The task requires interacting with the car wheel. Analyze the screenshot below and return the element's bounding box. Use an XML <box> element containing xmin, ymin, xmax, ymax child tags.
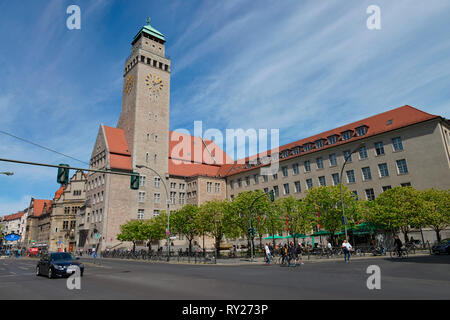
<box><xmin>36</xmin><ymin>266</ymin><xmax>40</xmax><ymax>276</ymax></box>
<box><xmin>48</xmin><ymin>267</ymin><xmax>53</xmax><ymax>279</ymax></box>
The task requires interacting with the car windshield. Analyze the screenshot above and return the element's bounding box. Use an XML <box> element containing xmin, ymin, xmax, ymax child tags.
<box><xmin>50</xmin><ymin>253</ymin><xmax>74</xmax><ymax>261</ymax></box>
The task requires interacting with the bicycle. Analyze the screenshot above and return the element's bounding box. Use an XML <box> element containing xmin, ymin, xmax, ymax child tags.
<box><xmin>390</xmin><ymin>248</ymin><xmax>408</xmax><ymax>259</ymax></box>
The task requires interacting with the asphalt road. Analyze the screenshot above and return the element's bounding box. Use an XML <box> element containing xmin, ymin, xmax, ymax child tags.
<box><xmin>0</xmin><ymin>255</ymin><xmax>449</xmax><ymax>299</ymax></box>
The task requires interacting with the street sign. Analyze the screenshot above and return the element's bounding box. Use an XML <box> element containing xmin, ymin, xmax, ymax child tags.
<box><xmin>94</xmin><ymin>233</ymin><xmax>101</xmax><ymax>240</ymax></box>
<box><xmin>342</xmin><ymin>216</ymin><xmax>347</xmax><ymax>225</ymax></box>
<box><xmin>165</xmin><ymin>229</ymin><xmax>170</xmax><ymax>236</ymax></box>
<box><xmin>4</xmin><ymin>234</ymin><xmax>20</xmax><ymax>241</ymax></box>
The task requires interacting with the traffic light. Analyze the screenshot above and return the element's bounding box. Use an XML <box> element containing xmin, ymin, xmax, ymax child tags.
<box><xmin>57</xmin><ymin>164</ymin><xmax>70</xmax><ymax>185</ymax></box>
<box><xmin>130</xmin><ymin>173</ymin><xmax>140</xmax><ymax>190</ymax></box>
<box><xmin>269</xmin><ymin>190</ymin><xmax>275</xmax><ymax>202</ymax></box>
<box><xmin>248</xmin><ymin>227</ymin><xmax>256</xmax><ymax>237</ymax></box>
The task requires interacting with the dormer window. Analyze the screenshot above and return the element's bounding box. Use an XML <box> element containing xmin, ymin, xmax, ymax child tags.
<box><xmin>328</xmin><ymin>135</ymin><xmax>338</xmax><ymax>145</ymax></box>
<box><xmin>303</xmin><ymin>143</ymin><xmax>312</xmax><ymax>152</ymax></box>
<box><xmin>281</xmin><ymin>149</ymin><xmax>290</xmax><ymax>158</ymax></box>
<box><xmin>356</xmin><ymin>125</ymin><xmax>368</xmax><ymax>137</ymax></box>
<box><xmin>341</xmin><ymin>130</ymin><xmax>353</xmax><ymax>141</ymax></box>
<box><xmin>292</xmin><ymin>147</ymin><xmax>300</xmax><ymax>155</ymax></box>
<box><xmin>315</xmin><ymin>139</ymin><xmax>325</xmax><ymax>149</ymax></box>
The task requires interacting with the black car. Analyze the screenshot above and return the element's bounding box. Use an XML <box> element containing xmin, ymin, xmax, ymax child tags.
<box><xmin>432</xmin><ymin>238</ymin><xmax>450</xmax><ymax>255</ymax></box>
<box><xmin>36</xmin><ymin>252</ymin><xmax>84</xmax><ymax>278</ymax></box>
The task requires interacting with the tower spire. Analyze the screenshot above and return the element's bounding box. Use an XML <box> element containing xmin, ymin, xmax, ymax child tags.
<box><xmin>146</xmin><ymin>17</ymin><xmax>151</xmax><ymax>26</ymax></box>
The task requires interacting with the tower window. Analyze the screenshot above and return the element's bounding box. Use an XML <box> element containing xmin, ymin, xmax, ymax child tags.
<box><xmin>164</xmin><ymin>64</ymin><xmax>168</xmax><ymax>71</ymax></box>
<box><xmin>141</xmin><ymin>56</ymin><xmax>145</xmax><ymax>62</ymax></box>
<box><xmin>159</xmin><ymin>62</ymin><xmax>163</xmax><ymax>69</ymax></box>
<box><xmin>153</xmin><ymin>60</ymin><xmax>157</xmax><ymax>67</ymax></box>
<box><xmin>147</xmin><ymin>58</ymin><xmax>151</xmax><ymax>64</ymax></box>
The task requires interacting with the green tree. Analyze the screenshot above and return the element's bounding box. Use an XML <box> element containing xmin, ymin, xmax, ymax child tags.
<box><xmin>420</xmin><ymin>189</ymin><xmax>450</xmax><ymax>242</ymax></box>
<box><xmin>171</xmin><ymin>204</ymin><xmax>200</xmax><ymax>255</ymax></box>
<box><xmin>231</xmin><ymin>190</ymin><xmax>271</xmax><ymax>251</ymax></box>
<box><xmin>198</xmin><ymin>199</ymin><xmax>237</xmax><ymax>257</ymax></box>
<box><xmin>275</xmin><ymin>196</ymin><xmax>317</xmax><ymax>245</ymax></box>
<box><xmin>372</xmin><ymin>187</ymin><xmax>424</xmax><ymax>242</ymax></box>
<box><xmin>117</xmin><ymin>220</ymin><xmax>148</xmax><ymax>252</ymax></box>
<box><xmin>262</xmin><ymin>201</ymin><xmax>284</xmax><ymax>248</ymax></box>
<box><xmin>141</xmin><ymin>214</ymin><xmax>167</xmax><ymax>251</ymax></box>
<box><xmin>303</xmin><ymin>185</ymin><xmax>358</xmax><ymax>245</ymax></box>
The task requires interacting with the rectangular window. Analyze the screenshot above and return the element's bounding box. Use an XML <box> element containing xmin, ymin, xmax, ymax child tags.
<box><xmin>359</xmin><ymin>146</ymin><xmax>368</xmax><ymax>159</ymax></box>
<box><xmin>365</xmin><ymin>188</ymin><xmax>375</xmax><ymax>201</ymax></box>
<box><xmin>375</xmin><ymin>142</ymin><xmax>385</xmax><ymax>156</ymax></box>
<box><xmin>273</xmin><ymin>185</ymin><xmax>279</xmax><ymax>197</ymax></box>
<box><xmin>138</xmin><ymin>209</ymin><xmax>144</xmax><ymax>220</ymax></box>
<box><xmin>382</xmin><ymin>185</ymin><xmax>392</xmax><ymax>192</ymax></box>
<box><xmin>154</xmin><ymin>193</ymin><xmax>160</xmax><ymax>204</ymax></box>
<box><xmin>179</xmin><ymin>193</ymin><xmax>185</xmax><ymax>204</ymax></box>
<box><xmin>329</xmin><ymin>153</ymin><xmax>337</xmax><ymax>166</ymax></box>
<box><xmin>245</xmin><ymin>176</ymin><xmax>250</xmax><ymax>186</ymax></box>
<box><xmin>263</xmin><ymin>187</ymin><xmax>269</xmax><ymax>194</ymax></box>
<box><xmin>153</xmin><ymin>210</ymin><xmax>160</xmax><ymax>217</ymax></box>
<box><xmin>263</xmin><ymin>175</ymin><xmax>268</xmax><ymax>182</ymax></box>
<box><xmin>304</xmin><ymin>160</ymin><xmax>311</xmax><ymax>172</ymax></box>
<box><xmin>138</xmin><ymin>191</ymin><xmax>146</xmax><ymax>202</ymax></box>
<box><xmin>378</xmin><ymin>163</ymin><xmax>389</xmax><ymax>177</ymax></box>
<box><xmin>237</xmin><ymin>179</ymin><xmax>242</xmax><ymax>187</ymax></box>
<box><xmin>396</xmin><ymin>159</ymin><xmax>408</xmax><ymax>174</ymax></box>
<box><xmin>273</xmin><ymin>173</ymin><xmax>278</xmax><ymax>180</ymax></box>
<box><xmin>362</xmin><ymin>167</ymin><xmax>372</xmax><ymax>181</ymax></box>
<box><xmin>282</xmin><ymin>166</ymin><xmax>288</xmax><ymax>177</ymax></box>
<box><xmin>207</xmin><ymin>182</ymin><xmax>212</xmax><ymax>192</ymax></box>
<box><xmin>63</xmin><ymin>221</ymin><xmax>69</xmax><ymax>230</ymax></box>
<box><xmin>315</xmin><ymin>140</ymin><xmax>323</xmax><ymax>148</ymax></box>
<box><xmin>154</xmin><ymin>177</ymin><xmax>161</xmax><ymax>188</ymax></box>
<box><xmin>179</xmin><ymin>183</ymin><xmax>185</xmax><ymax>190</ymax></box>
<box><xmin>401</xmin><ymin>182</ymin><xmax>411</xmax><ymax>187</ymax></box>
<box><xmin>230</xmin><ymin>181</ymin><xmax>234</xmax><ymax>189</ymax></box>
<box><xmin>140</xmin><ymin>176</ymin><xmax>146</xmax><ymax>187</ymax></box>
<box><xmin>306</xmin><ymin>179</ymin><xmax>313</xmax><ymax>189</ymax></box>
<box><xmin>283</xmin><ymin>183</ymin><xmax>290</xmax><ymax>195</ymax></box>
<box><xmin>292</xmin><ymin>163</ymin><xmax>299</xmax><ymax>175</ymax></box>
<box><xmin>253</xmin><ymin>174</ymin><xmax>259</xmax><ymax>184</ymax></box>
<box><xmin>332</xmin><ymin>173</ymin><xmax>340</xmax><ymax>185</ymax></box>
<box><xmin>343</xmin><ymin>150</ymin><xmax>352</xmax><ymax>163</ymax></box>
<box><xmin>316</xmin><ymin>157</ymin><xmax>324</xmax><ymax>169</ymax></box>
<box><xmin>215</xmin><ymin>183</ymin><xmax>221</xmax><ymax>193</ymax></box>
<box><xmin>318</xmin><ymin>176</ymin><xmax>326</xmax><ymax>186</ymax></box>
<box><xmin>170</xmin><ymin>182</ymin><xmax>176</xmax><ymax>189</ymax></box>
<box><xmin>294</xmin><ymin>181</ymin><xmax>301</xmax><ymax>193</ymax></box>
<box><xmin>170</xmin><ymin>192</ymin><xmax>176</xmax><ymax>204</ymax></box>
<box><xmin>303</xmin><ymin>144</ymin><xmax>311</xmax><ymax>152</ymax></box>
<box><xmin>392</xmin><ymin>137</ymin><xmax>403</xmax><ymax>151</ymax></box>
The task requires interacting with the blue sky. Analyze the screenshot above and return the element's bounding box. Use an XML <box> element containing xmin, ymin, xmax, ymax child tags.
<box><xmin>0</xmin><ymin>0</ymin><xmax>449</xmax><ymax>215</ymax></box>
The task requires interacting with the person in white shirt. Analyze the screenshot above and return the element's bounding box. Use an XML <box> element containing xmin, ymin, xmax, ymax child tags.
<box><xmin>341</xmin><ymin>240</ymin><xmax>352</xmax><ymax>263</ymax></box>
<box><xmin>327</xmin><ymin>241</ymin><xmax>332</xmax><ymax>251</ymax></box>
<box><xmin>264</xmin><ymin>243</ymin><xmax>271</xmax><ymax>265</ymax></box>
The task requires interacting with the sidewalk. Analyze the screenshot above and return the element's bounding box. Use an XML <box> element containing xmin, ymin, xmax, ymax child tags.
<box><xmin>79</xmin><ymin>251</ymin><xmax>432</xmax><ymax>266</ymax></box>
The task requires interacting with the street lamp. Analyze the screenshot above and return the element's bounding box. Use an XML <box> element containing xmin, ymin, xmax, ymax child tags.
<box><xmin>339</xmin><ymin>143</ymin><xmax>364</xmax><ymax>242</ymax></box>
<box><xmin>135</xmin><ymin>164</ymin><xmax>171</xmax><ymax>262</ymax></box>
<box><xmin>248</xmin><ymin>190</ymin><xmax>273</xmax><ymax>262</ymax></box>
<box><xmin>0</xmin><ymin>172</ymin><xmax>14</xmax><ymax>176</ymax></box>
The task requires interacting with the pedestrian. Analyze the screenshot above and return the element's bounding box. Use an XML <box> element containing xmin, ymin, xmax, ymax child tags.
<box><xmin>296</xmin><ymin>242</ymin><xmax>304</xmax><ymax>266</ymax></box>
<box><xmin>394</xmin><ymin>235</ymin><xmax>403</xmax><ymax>257</ymax></box>
<box><xmin>342</xmin><ymin>240</ymin><xmax>352</xmax><ymax>263</ymax></box>
<box><xmin>264</xmin><ymin>243</ymin><xmax>271</xmax><ymax>265</ymax></box>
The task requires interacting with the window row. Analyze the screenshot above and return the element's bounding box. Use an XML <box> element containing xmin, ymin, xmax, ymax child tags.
<box><xmin>125</xmin><ymin>54</ymin><xmax>169</xmax><ymax>74</ymax></box>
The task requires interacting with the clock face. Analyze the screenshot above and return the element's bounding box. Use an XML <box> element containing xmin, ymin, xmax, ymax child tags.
<box><xmin>145</xmin><ymin>73</ymin><xmax>164</xmax><ymax>100</ymax></box>
<box><xmin>124</xmin><ymin>75</ymin><xmax>134</xmax><ymax>95</ymax></box>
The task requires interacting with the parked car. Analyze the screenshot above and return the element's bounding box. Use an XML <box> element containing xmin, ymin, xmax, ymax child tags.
<box><xmin>36</xmin><ymin>252</ymin><xmax>84</xmax><ymax>278</ymax></box>
<box><xmin>431</xmin><ymin>238</ymin><xmax>450</xmax><ymax>255</ymax></box>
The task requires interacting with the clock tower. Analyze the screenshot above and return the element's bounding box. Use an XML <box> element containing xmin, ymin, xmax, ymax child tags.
<box><xmin>117</xmin><ymin>18</ymin><xmax>171</xmax><ymax>218</ymax></box>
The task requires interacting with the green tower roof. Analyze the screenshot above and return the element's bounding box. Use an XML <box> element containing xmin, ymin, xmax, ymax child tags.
<box><xmin>132</xmin><ymin>18</ymin><xmax>165</xmax><ymax>43</ymax></box>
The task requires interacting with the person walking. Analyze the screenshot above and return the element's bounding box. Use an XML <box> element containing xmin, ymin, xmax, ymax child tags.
<box><xmin>394</xmin><ymin>235</ymin><xmax>403</xmax><ymax>257</ymax></box>
<box><xmin>342</xmin><ymin>240</ymin><xmax>352</xmax><ymax>263</ymax></box>
<box><xmin>296</xmin><ymin>242</ymin><xmax>304</xmax><ymax>266</ymax></box>
<box><xmin>264</xmin><ymin>243</ymin><xmax>271</xmax><ymax>265</ymax></box>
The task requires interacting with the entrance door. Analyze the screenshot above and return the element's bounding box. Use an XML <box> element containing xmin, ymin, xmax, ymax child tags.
<box><xmin>69</xmin><ymin>243</ymin><xmax>74</xmax><ymax>252</ymax></box>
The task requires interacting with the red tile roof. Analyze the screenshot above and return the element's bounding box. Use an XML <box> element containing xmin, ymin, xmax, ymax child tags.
<box><xmin>222</xmin><ymin>105</ymin><xmax>440</xmax><ymax>176</ymax></box>
<box><xmin>32</xmin><ymin>199</ymin><xmax>52</xmax><ymax>217</ymax></box>
<box><xmin>169</xmin><ymin>160</ymin><xmax>221</xmax><ymax>177</ymax></box>
<box><xmin>54</xmin><ymin>186</ymin><xmax>65</xmax><ymax>200</ymax></box>
<box><xmin>103</xmin><ymin>125</ymin><xmax>132</xmax><ymax>170</ymax></box>
<box><xmin>2</xmin><ymin>211</ymin><xmax>24</xmax><ymax>221</ymax></box>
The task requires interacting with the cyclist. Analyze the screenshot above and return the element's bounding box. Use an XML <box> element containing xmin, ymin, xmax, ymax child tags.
<box><xmin>394</xmin><ymin>235</ymin><xmax>403</xmax><ymax>257</ymax></box>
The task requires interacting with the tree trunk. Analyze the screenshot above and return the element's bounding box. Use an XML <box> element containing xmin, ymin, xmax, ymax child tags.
<box><xmin>435</xmin><ymin>228</ymin><xmax>441</xmax><ymax>243</ymax></box>
<box><xmin>132</xmin><ymin>241</ymin><xmax>136</xmax><ymax>253</ymax></box>
<box><xmin>188</xmin><ymin>239</ymin><xmax>193</xmax><ymax>256</ymax></box>
<box><xmin>215</xmin><ymin>237</ymin><xmax>221</xmax><ymax>258</ymax></box>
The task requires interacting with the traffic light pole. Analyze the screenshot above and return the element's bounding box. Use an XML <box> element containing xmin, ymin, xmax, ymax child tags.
<box><xmin>0</xmin><ymin>157</ymin><xmax>138</xmax><ymax>177</ymax></box>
